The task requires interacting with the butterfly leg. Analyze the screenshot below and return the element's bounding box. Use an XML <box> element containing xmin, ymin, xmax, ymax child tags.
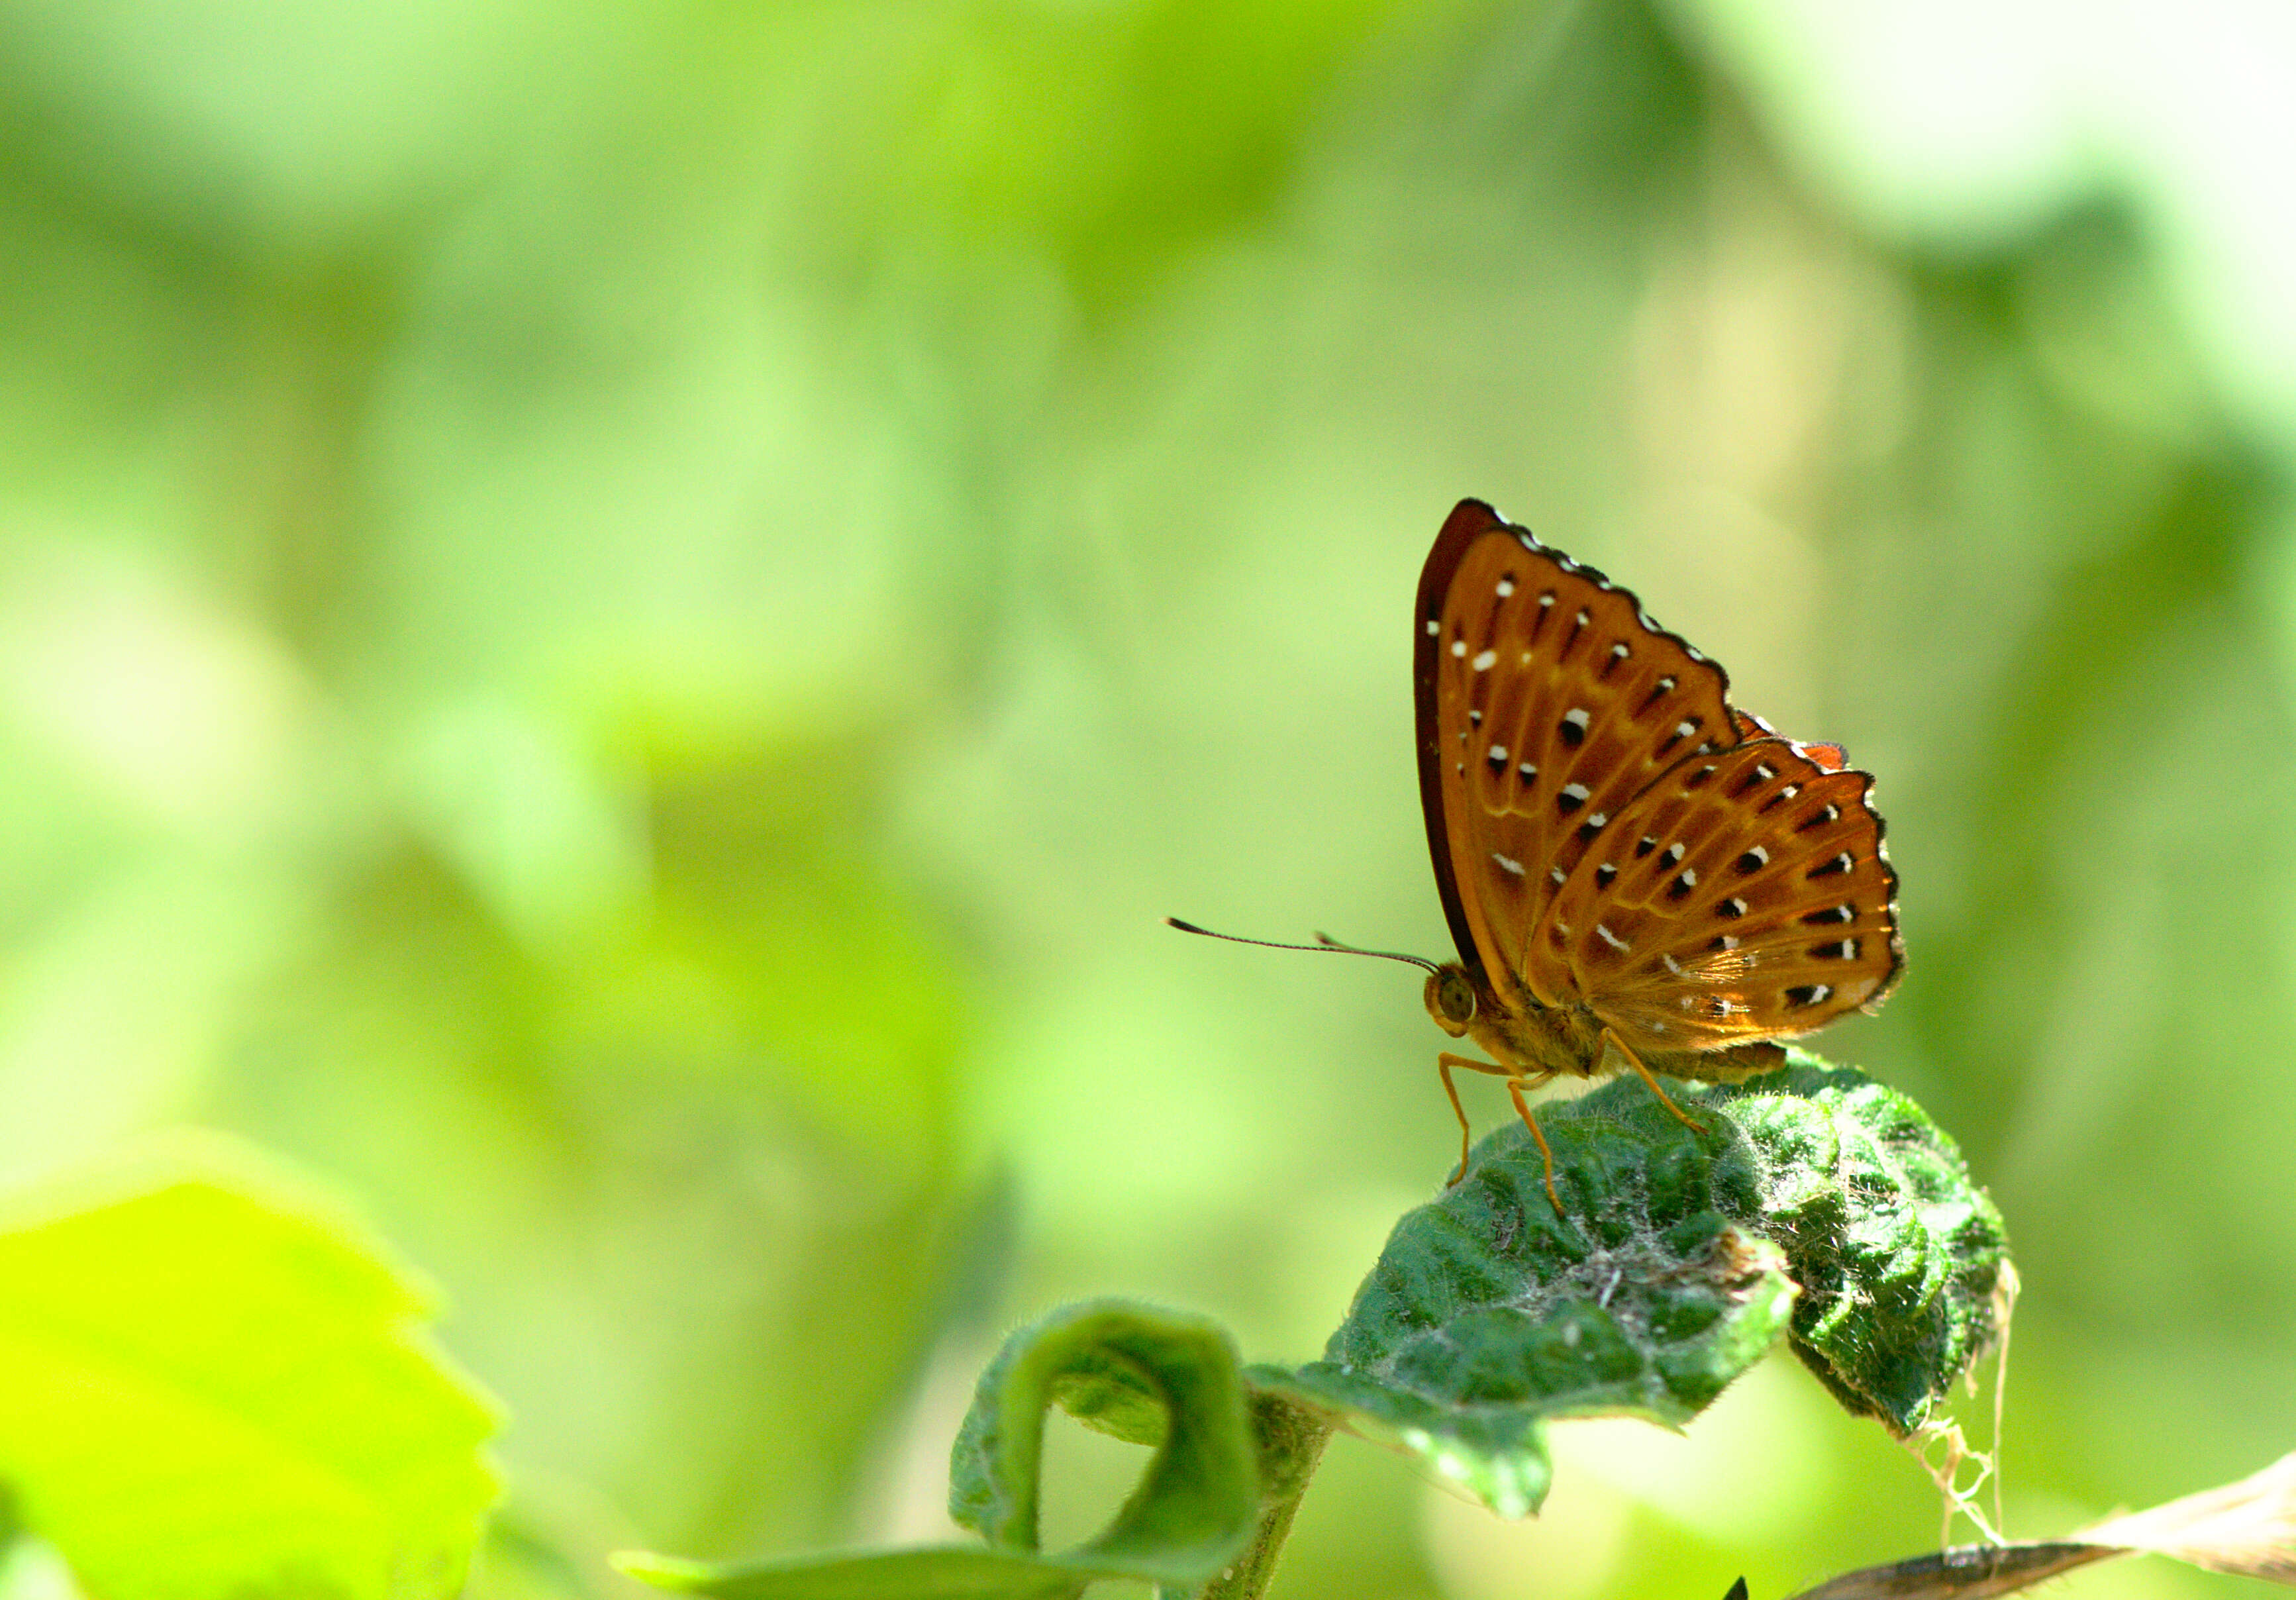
<box><xmin>1501</xmin><ymin>1075</ymin><xmax>1567</xmax><ymax>1215</ymax></box>
<box><xmin>1437</xmin><ymin>1053</ymin><xmax>1525</xmax><ymax>1186</ymax></box>
<box><xmin>1600</xmin><ymin>1027</ymin><xmax>1707</xmax><ymax>1136</ymax></box>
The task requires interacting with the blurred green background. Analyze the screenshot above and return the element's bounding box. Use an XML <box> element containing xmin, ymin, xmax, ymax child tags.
<box><xmin>1</xmin><ymin>0</ymin><xmax>2293</xmax><ymax>1595</ymax></box>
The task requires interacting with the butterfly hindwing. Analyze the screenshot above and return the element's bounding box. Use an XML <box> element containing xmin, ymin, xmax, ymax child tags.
<box><xmin>1416</xmin><ymin>501</ymin><xmax>1738</xmax><ymax>1007</ymax></box>
<box><xmin>1531</xmin><ymin>736</ymin><xmax>1903</xmax><ymax>1052</ymax></box>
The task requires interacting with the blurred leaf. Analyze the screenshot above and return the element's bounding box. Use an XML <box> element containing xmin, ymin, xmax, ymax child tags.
<box><xmin>0</xmin><ymin>1138</ymin><xmax>500</xmax><ymax>1600</ymax></box>
<box><xmin>2077</xmin><ymin>1447</ymin><xmax>2296</xmax><ymax>1583</ymax></box>
<box><xmin>620</xmin><ymin>1301</ymin><xmax>1259</xmax><ymax>1599</ymax></box>
<box><xmin>1254</xmin><ymin>1058</ymin><xmax>2008</xmax><ymax>1517</ymax></box>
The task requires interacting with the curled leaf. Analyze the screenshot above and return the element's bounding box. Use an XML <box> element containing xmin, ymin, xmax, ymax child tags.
<box><xmin>621</xmin><ymin>1300</ymin><xmax>1261</xmax><ymax>1599</ymax></box>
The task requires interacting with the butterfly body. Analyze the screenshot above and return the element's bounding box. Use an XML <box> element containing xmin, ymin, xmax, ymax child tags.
<box><xmin>1414</xmin><ymin>499</ymin><xmax>1902</xmax><ymax>1198</ymax></box>
<box><xmin>1423</xmin><ymin>961</ymin><xmax>1786</xmax><ymax>1085</ymax></box>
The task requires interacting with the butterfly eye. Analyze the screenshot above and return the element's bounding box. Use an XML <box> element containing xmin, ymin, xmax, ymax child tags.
<box><xmin>1424</xmin><ymin>968</ymin><xmax>1476</xmax><ymax>1036</ymax></box>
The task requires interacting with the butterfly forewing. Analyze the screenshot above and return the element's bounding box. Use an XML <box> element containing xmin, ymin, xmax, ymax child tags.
<box><xmin>1532</xmin><ymin>736</ymin><xmax>1903</xmax><ymax>1052</ymax></box>
<box><xmin>1417</xmin><ymin>501</ymin><xmax>1737</xmax><ymax>1006</ymax></box>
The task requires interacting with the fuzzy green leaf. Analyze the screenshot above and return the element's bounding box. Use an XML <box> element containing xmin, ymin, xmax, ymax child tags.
<box><xmin>0</xmin><ymin>1140</ymin><xmax>501</xmax><ymax>1600</ymax></box>
<box><xmin>1726</xmin><ymin>1064</ymin><xmax>2014</xmax><ymax>1432</ymax></box>
<box><xmin>620</xmin><ymin>1301</ymin><xmax>1260</xmax><ymax>1599</ymax></box>
<box><xmin>1257</xmin><ymin>1056</ymin><xmax>2009</xmax><ymax>1517</ymax></box>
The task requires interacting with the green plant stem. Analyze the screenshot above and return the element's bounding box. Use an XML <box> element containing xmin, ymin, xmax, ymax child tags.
<box><xmin>1188</xmin><ymin>1400</ymin><xmax>1333</xmax><ymax>1600</ymax></box>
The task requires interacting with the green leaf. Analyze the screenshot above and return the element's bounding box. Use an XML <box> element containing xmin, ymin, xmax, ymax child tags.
<box><xmin>1256</xmin><ymin>1056</ymin><xmax>2009</xmax><ymax>1517</ymax></box>
<box><xmin>1254</xmin><ymin>1121</ymin><xmax>1795</xmax><ymax>1519</ymax></box>
<box><xmin>619</xmin><ymin>1301</ymin><xmax>1260</xmax><ymax>1599</ymax></box>
<box><xmin>1727</xmin><ymin>1063</ymin><xmax>2014</xmax><ymax>1432</ymax></box>
<box><xmin>950</xmin><ymin>1301</ymin><xmax>1259</xmax><ymax>1577</ymax></box>
<box><xmin>0</xmin><ymin>1137</ymin><xmax>501</xmax><ymax>1600</ymax></box>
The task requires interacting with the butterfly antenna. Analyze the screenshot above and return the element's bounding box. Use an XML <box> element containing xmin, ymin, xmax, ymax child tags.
<box><xmin>1163</xmin><ymin>917</ymin><xmax>1441</xmax><ymax>974</ymax></box>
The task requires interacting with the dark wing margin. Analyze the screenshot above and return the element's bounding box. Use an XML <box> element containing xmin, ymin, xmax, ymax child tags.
<box><xmin>1414</xmin><ymin>500</ymin><xmax>1507</xmax><ymax>981</ymax></box>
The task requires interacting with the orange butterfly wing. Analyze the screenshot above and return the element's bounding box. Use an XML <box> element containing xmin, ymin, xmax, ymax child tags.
<box><xmin>1415</xmin><ymin>501</ymin><xmax>1738</xmax><ymax>1010</ymax></box>
<box><xmin>1532</xmin><ymin>736</ymin><xmax>1904</xmax><ymax>1052</ymax></box>
<box><xmin>1415</xmin><ymin>499</ymin><xmax>1903</xmax><ymax>1060</ymax></box>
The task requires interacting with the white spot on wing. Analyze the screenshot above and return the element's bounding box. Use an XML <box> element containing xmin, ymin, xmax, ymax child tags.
<box><xmin>1493</xmin><ymin>854</ymin><xmax>1524</xmax><ymax>876</ymax></box>
<box><xmin>1562</xmin><ymin>783</ymin><xmax>1590</xmax><ymax>802</ymax></box>
<box><xmin>1472</xmin><ymin>648</ymin><xmax>1498</xmax><ymax>671</ymax></box>
<box><xmin>1450</xmin><ymin>640</ymin><xmax>1467</xmax><ymax>658</ymax></box>
<box><xmin>1661</xmin><ymin>954</ymin><xmax>1683</xmax><ymax>974</ymax></box>
<box><xmin>1496</xmin><ymin>578</ymin><xmax>1515</xmax><ymax>598</ymax></box>
<box><xmin>1564</xmin><ymin>708</ymin><xmax>1591</xmax><ymax>732</ymax></box>
<box><xmin>1595</xmin><ymin>923</ymin><xmax>1628</xmax><ymax>951</ymax></box>
<box><xmin>1426</xmin><ymin>619</ymin><xmax>1440</xmax><ymax>635</ymax></box>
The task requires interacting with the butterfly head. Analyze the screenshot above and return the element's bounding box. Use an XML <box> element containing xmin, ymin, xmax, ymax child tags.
<box><xmin>1424</xmin><ymin>964</ymin><xmax>1477</xmax><ymax>1037</ymax></box>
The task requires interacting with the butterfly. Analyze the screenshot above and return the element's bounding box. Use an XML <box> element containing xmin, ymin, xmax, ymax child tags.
<box><xmin>1409</xmin><ymin>499</ymin><xmax>1903</xmax><ymax>1207</ymax></box>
